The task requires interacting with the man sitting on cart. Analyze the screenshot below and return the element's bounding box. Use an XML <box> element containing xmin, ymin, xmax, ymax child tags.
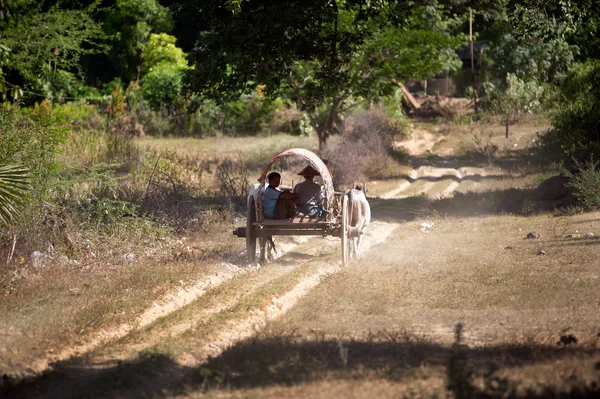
<box><xmin>263</xmin><ymin>172</ymin><xmax>297</xmax><ymax>219</ymax></box>
<box><xmin>293</xmin><ymin>165</ymin><xmax>327</xmax><ymax>218</ymax></box>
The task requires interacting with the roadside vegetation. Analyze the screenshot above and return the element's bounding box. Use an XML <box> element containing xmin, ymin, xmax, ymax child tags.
<box><xmin>1</xmin><ymin>0</ymin><xmax>600</xmax><ymax>397</ymax></box>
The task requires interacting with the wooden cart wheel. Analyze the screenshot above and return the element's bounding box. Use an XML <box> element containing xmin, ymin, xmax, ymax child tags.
<box><xmin>246</xmin><ymin>195</ymin><xmax>257</xmax><ymax>264</ymax></box>
<box><xmin>341</xmin><ymin>191</ymin><xmax>350</xmax><ymax>265</ymax></box>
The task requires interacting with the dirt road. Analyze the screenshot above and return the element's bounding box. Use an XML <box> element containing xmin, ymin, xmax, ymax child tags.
<box><xmin>8</xmin><ymin>122</ymin><xmax>600</xmax><ymax>398</ymax></box>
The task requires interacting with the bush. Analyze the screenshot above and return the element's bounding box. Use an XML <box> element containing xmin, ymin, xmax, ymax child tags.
<box><xmin>563</xmin><ymin>157</ymin><xmax>600</xmax><ymax>209</ymax></box>
<box><xmin>221</xmin><ymin>92</ymin><xmax>277</xmax><ymax>136</ymax></box>
<box><xmin>323</xmin><ymin>108</ymin><xmax>401</xmax><ymax>188</ymax></box>
<box><xmin>24</xmin><ymin>67</ymin><xmax>78</xmax><ymax>103</ymax></box>
<box><xmin>479</xmin><ymin>74</ymin><xmax>549</xmax><ymax>116</ymax></box>
<box><xmin>215</xmin><ymin>157</ymin><xmax>250</xmax><ymax>209</ymax></box>
<box><xmin>188</xmin><ymin>98</ymin><xmax>221</xmax><ymax>137</ymax></box>
<box><xmin>141</xmin><ymin>63</ymin><xmax>183</xmax><ymax>111</ymax></box>
<box><xmin>381</xmin><ymin>87</ymin><xmax>406</xmax><ymax>124</ymax></box>
<box><xmin>0</xmin><ymin>102</ymin><xmax>68</xmax><ymax>198</ymax></box>
<box><xmin>551</xmin><ymin>60</ymin><xmax>600</xmax><ymax>158</ymax></box>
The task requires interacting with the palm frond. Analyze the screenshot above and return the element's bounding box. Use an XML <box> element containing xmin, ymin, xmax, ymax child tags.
<box><xmin>0</xmin><ymin>164</ymin><xmax>32</xmax><ymax>226</ymax></box>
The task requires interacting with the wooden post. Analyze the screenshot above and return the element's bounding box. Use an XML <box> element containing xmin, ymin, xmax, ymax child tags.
<box><xmin>506</xmin><ymin>120</ymin><xmax>509</xmax><ymax>138</ymax></box>
<box><xmin>469</xmin><ymin>9</ymin><xmax>478</xmax><ymax>113</ymax></box>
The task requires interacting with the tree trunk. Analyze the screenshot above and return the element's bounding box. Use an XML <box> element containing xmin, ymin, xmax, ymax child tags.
<box><xmin>309</xmin><ymin>108</ymin><xmax>337</xmax><ymax>152</ymax></box>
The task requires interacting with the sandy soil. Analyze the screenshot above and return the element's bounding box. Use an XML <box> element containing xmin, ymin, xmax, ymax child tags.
<box><xmin>21</xmin><ymin>122</ymin><xmax>537</xmax><ymax>376</ymax></box>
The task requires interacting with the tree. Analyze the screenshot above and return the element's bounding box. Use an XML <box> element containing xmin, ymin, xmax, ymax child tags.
<box><xmin>501</xmin><ymin>0</ymin><xmax>600</xmax><ymax>158</ymax></box>
<box><xmin>100</xmin><ymin>0</ymin><xmax>173</xmax><ymax>83</ymax></box>
<box><xmin>139</xmin><ymin>33</ymin><xmax>188</xmax><ymax>110</ymax></box>
<box><xmin>0</xmin><ymin>1</ymin><xmax>105</xmax><ymax>102</ymax></box>
<box><xmin>484</xmin><ymin>0</ymin><xmax>581</xmax><ymax>85</ymax></box>
<box><xmin>185</xmin><ymin>0</ymin><xmax>465</xmax><ymax>149</ymax></box>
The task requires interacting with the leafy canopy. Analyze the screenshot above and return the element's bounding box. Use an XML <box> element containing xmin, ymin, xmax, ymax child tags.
<box><xmin>186</xmin><ymin>0</ymin><xmax>464</xmax><ymax>100</ymax></box>
<box><xmin>0</xmin><ymin>1</ymin><xmax>105</xmax><ymax>101</ymax></box>
<box><xmin>140</xmin><ymin>33</ymin><xmax>188</xmax><ymax>110</ymax></box>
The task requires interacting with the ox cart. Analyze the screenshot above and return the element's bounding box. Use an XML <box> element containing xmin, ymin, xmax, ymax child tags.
<box><xmin>232</xmin><ymin>148</ymin><xmax>359</xmax><ymax>265</ymax></box>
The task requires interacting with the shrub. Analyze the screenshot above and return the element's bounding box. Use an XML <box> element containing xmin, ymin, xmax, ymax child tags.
<box><xmin>141</xmin><ymin>63</ymin><xmax>183</xmax><ymax>111</ymax></box>
<box><xmin>24</xmin><ymin>67</ymin><xmax>78</xmax><ymax>103</ymax></box>
<box><xmin>188</xmin><ymin>98</ymin><xmax>222</xmax><ymax>137</ymax></box>
<box><xmin>270</xmin><ymin>104</ymin><xmax>311</xmax><ymax>136</ymax></box>
<box><xmin>479</xmin><ymin>74</ymin><xmax>548</xmax><ymax>116</ymax></box>
<box><xmin>381</xmin><ymin>87</ymin><xmax>406</xmax><ymax>124</ymax></box>
<box><xmin>551</xmin><ymin>60</ymin><xmax>600</xmax><ymax>158</ymax></box>
<box><xmin>221</xmin><ymin>92</ymin><xmax>277</xmax><ymax>136</ymax></box>
<box><xmin>215</xmin><ymin>157</ymin><xmax>250</xmax><ymax>209</ymax></box>
<box><xmin>563</xmin><ymin>157</ymin><xmax>600</xmax><ymax>209</ymax></box>
<box><xmin>0</xmin><ymin>102</ymin><xmax>68</xmax><ymax>199</ymax></box>
<box><xmin>323</xmin><ymin>107</ymin><xmax>402</xmax><ymax>188</ymax></box>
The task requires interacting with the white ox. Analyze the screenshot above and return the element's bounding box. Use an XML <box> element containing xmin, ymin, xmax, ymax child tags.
<box><xmin>346</xmin><ymin>188</ymin><xmax>371</xmax><ymax>259</ymax></box>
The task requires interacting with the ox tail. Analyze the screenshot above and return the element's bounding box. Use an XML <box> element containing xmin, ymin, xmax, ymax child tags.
<box><xmin>347</xmin><ymin>189</ymin><xmax>355</xmax><ymax>229</ymax></box>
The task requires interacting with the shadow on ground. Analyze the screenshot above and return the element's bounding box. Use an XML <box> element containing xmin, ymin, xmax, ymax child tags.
<box><xmin>371</xmin><ymin>186</ymin><xmax>538</xmax><ymax>223</ymax></box>
<box><xmin>401</xmin><ymin>145</ymin><xmax>553</xmax><ymax>173</ymax></box>
<box><xmin>6</xmin><ymin>329</ymin><xmax>600</xmax><ymax>399</ymax></box>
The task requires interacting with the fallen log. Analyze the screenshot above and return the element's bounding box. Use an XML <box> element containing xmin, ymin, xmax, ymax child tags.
<box><xmin>392</xmin><ymin>79</ymin><xmax>420</xmax><ymax>110</ymax></box>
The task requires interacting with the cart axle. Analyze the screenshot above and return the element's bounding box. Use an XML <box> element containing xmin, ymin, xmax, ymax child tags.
<box><xmin>232</xmin><ymin>227</ymin><xmax>246</xmax><ymax>237</ymax></box>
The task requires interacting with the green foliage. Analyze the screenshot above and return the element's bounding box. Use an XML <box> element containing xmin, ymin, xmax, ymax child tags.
<box><xmin>53</xmin><ymin>164</ymin><xmax>137</xmax><ymax>230</ymax></box>
<box><xmin>102</xmin><ymin>0</ymin><xmax>173</xmax><ymax>82</ymax></box>
<box><xmin>366</xmin><ymin>26</ymin><xmax>464</xmax><ymax>81</ymax></box>
<box><xmin>190</xmin><ymin>99</ymin><xmax>222</xmax><ymax>136</ymax></box>
<box><xmin>220</xmin><ymin>91</ymin><xmax>279</xmax><ymax>136</ymax></box>
<box><xmin>563</xmin><ymin>158</ymin><xmax>600</xmax><ymax>209</ymax></box>
<box><xmin>452</xmin><ymin>114</ymin><xmax>474</xmax><ymax>125</ymax></box>
<box><xmin>0</xmin><ymin>3</ymin><xmax>105</xmax><ymax>102</ymax></box>
<box><xmin>185</xmin><ymin>0</ymin><xmax>466</xmax><ymax>147</ymax></box>
<box><xmin>29</xmin><ymin>67</ymin><xmax>79</xmax><ymax>103</ymax></box>
<box><xmin>0</xmin><ymin>42</ymin><xmax>12</xmax><ymax>100</ymax></box>
<box><xmin>520</xmin><ymin>196</ymin><xmax>538</xmax><ymax>214</ymax></box>
<box><xmin>0</xmin><ymin>164</ymin><xmax>32</xmax><ymax>226</ymax></box>
<box><xmin>141</xmin><ymin>64</ymin><xmax>183</xmax><ymax>110</ymax></box>
<box><xmin>141</xmin><ymin>33</ymin><xmax>187</xmax><ymax>72</ymax></box>
<box><xmin>487</xmin><ymin>29</ymin><xmax>577</xmax><ymax>85</ymax></box>
<box><xmin>0</xmin><ymin>103</ymin><xmax>68</xmax><ymax>199</ymax></box>
<box><xmin>534</xmin><ymin>171</ymin><xmax>559</xmax><ymax>186</ymax></box>
<box><xmin>140</xmin><ymin>33</ymin><xmax>188</xmax><ymax>111</ymax></box>
<box><xmin>479</xmin><ymin>74</ymin><xmax>548</xmax><ymax>116</ymax></box>
<box><xmin>382</xmin><ymin>87</ymin><xmax>405</xmax><ymax>123</ymax></box>
<box><xmin>551</xmin><ymin>60</ymin><xmax>600</xmax><ymax>157</ymax></box>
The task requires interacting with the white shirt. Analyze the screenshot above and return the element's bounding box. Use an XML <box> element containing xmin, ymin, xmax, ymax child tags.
<box><xmin>293</xmin><ymin>180</ymin><xmax>323</xmax><ymax>214</ymax></box>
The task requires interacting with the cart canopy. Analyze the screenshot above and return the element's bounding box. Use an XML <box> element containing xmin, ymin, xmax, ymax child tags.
<box><xmin>258</xmin><ymin>148</ymin><xmax>335</xmax><ymax>217</ymax></box>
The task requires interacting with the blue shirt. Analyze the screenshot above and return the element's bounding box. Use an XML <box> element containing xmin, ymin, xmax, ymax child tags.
<box><xmin>262</xmin><ymin>186</ymin><xmax>281</xmax><ymax>219</ymax></box>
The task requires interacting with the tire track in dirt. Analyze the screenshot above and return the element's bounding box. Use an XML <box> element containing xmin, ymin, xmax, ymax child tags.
<box><xmin>103</xmin><ymin>162</ymin><xmax>476</xmax><ymax>367</ymax></box>
<box><xmin>381</xmin><ymin>165</ymin><xmax>503</xmax><ymax>200</ymax></box>
<box><xmin>12</xmin><ymin>218</ymin><xmax>401</xmax><ymax>398</ymax></box>
<box><xmin>25</xmin><ymin>168</ymin><xmax>429</xmax><ymax>376</ymax></box>
<box><xmin>178</xmin><ymin>220</ymin><xmax>399</xmax><ymax>367</ymax></box>
<box><xmin>25</xmin><ymin>230</ymin><xmax>375</xmax><ymax>375</ymax></box>
<box><xmin>86</xmin><ymin>220</ymin><xmax>400</xmax><ymax>367</ymax></box>
<box><xmin>27</xmin><ymin>266</ymin><xmax>258</xmax><ymax>375</ymax></box>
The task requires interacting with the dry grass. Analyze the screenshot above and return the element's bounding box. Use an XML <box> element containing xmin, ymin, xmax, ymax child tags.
<box><xmin>0</xmin><ymin>226</ymin><xmax>242</xmax><ymax>375</ymax></box>
<box><xmin>281</xmin><ymin>212</ymin><xmax>600</xmax><ymax>340</ymax></box>
<box><xmin>7</xmin><ymin>203</ymin><xmax>600</xmax><ymax>398</ymax></box>
<box><xmin>138</xmin><ymin>134</ymin><xmax>322</xmax><ymax>169</ymax></box>
<box><xmin>1</xmin><ymin>132</ymin><xmax>324</xmax><ymax>379</ymax></box>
